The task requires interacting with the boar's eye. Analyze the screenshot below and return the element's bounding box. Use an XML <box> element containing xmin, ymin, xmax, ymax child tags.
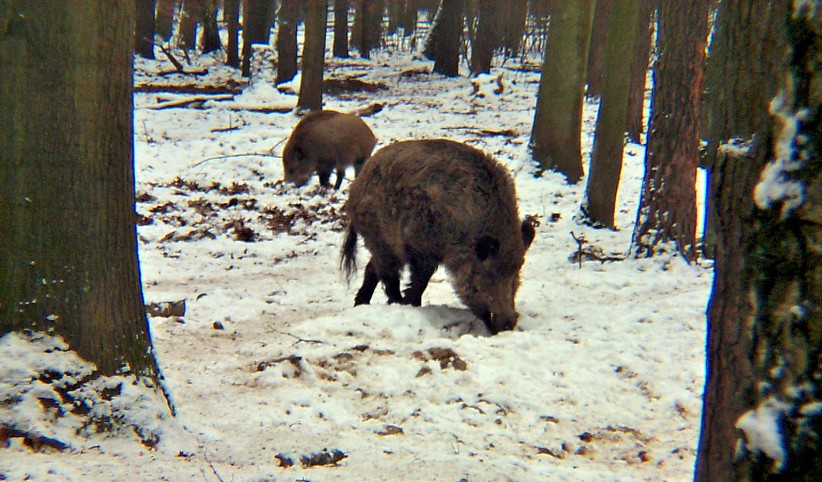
<box><xmin>474</xmin><ymin>235</ymin><xmax>500</xmax><ymax>261</ymax></box>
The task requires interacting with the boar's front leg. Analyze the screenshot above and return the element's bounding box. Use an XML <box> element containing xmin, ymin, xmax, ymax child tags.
<box><xmin>318</xmin><ymin>168</ymin><xmax>332</xmax><ymax>188</ymax></box>
<box><xmin>402</xmin><ymin>250</ymin><xmax>437</xmax><ymax>306</ymax></box>
<box><xmin>333</xmin><ymin>168</ymin><xmax>345</xmax><ymax>190</ymax></box>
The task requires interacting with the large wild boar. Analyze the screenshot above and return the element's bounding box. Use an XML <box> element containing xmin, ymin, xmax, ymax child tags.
<box><xmin>282</xmin><ymin>110</ymin><xmax>377</xmax><ymax>189</ymax></box>
<box><xmin>341</xmin><ymin>139</ymin><xmax>536</xmax><ymax>334</ymax></box>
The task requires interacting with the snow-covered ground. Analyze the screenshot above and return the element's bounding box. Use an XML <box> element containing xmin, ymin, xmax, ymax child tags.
<box><xmin>1</xmin><ymin>45</ymin><xmax>712</xmax><ymax>481</ymax></box>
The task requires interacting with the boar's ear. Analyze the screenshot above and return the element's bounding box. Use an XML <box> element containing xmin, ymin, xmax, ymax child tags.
<box><xmin>475</xmin><ymin>235</ymin><xmax>500</xmax><ymax>261</ymax></box>
<box><xmin>521</xmin><ymin>217</ymin><xmax>537</xmax><ymax>250</ymax></box>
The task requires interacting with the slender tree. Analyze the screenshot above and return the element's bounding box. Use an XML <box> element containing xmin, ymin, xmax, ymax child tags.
<box><xmin>400</xmin><ymin>0</ymin><xmax>418</xmax><ymax>36</ymax></box>
<box><xmin>334</xmin><ymin>0</ymin><xmax>350</xmax><ymax>57</ymax></box>
<box><xmin>625</xmin><ymin>0</ymin><xmax>653</xmax><ymax>144</ymax></box>
<box><xmin>178</xmin><ymin>0</ymin><xmax>199</xmax><ymax>50</ymax></box>
<box><xmin>586</xmin><ymin>0</ymin><xmax>610</xmax><ymax>97</ymax></box>
<box><xmin>200</xmin><ymin>0</ymin><xmax>222</xmax><ymax>54</ymax></box>
<box><xmin>353</xmin><ymin>0</ymin><xmax>384</xmax><ymax>59</ymax></box>
<box><xmin>0</xmin><ymin>1</ymin><xmax>164</xmax><ymax>383</ymax></box>
<box><xmin>470</xmin><ymin>0</ymin><xmax>500</xmax><ymax>76</ymax></box>
<box><xmin>582</xmin><ymin>0</ymin><xmax>640</xmax><ymax>229</ymax></box>
<box><xmin>242</xmin><ymin>0</ymin><xmax>275</xmax><ymax>77</ymax></box>
<box><xmin>136</xmin><ymin>0</ymin><xmax>157</xmax><ymax>58</ymax></box>
<box><xmin>501</xmin><ymin>0</ymin><xmax>528</xmax><ymax>58</ymax></box>
<box><xmin>155</xmin><ymin>0</ymin><xmax>177</xmax><ymax>42</ymax></box>
<box><xmin>298</xmin><ymin>0</ymin><xmax>328</xmax><ymax>111</ymax></box>
<box><xmin>276</xmin><ymin>0</ymin><xmax>300</xmax><ymax>83</ymax></box>
<box><xmin>225</xmin><ymin>0</ymin><xmax>241</xmax><ymax>67</ymax></box>
<box><xmin>631</xmin><ymin>0</ymin><xmax>710</xmax><ymax>262</ymax></box>
<box><xmin>530</xmin><ymin>0</ymin><xmax>595</xmax><ymax>183</ymax></box>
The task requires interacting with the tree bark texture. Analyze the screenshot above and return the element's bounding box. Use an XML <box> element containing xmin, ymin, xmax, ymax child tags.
<box><xmin>225</xmin><ymin>0</ymin><xmax>241</xmax><ymax>67</ymax></box>
<box><xmin>276</xmin><ymin>0</ymin><xmax>300</xmax><ymax>83</ymax></box>
<box><xmin>400</xmin><ymin>0</ymin><xmax>418</xmax><ymax>36</ymax></box>
<box><xmin>333</xmin><ymin>0</ymin><xmax>350</xmax><ymax>57</ymax></box>
<box><xmin>200</xmin><ymin>0</ymin><xmax>222</xmax><ymax>53</ymax></box>
<box><xmin>155</xmin><ymin>0</ymin><xmax>177</xmax><ymax>42</ymax></box>
<box><xmin>501</xmin><ymin>0</ymin><xmax>528</xmax><ymax>58</ymax></box>
<box><xmin>469</xmin><ymin>0</ymin><xmax>500</xmax><ymax>76</ymax></box>
<box><xmin>583</xmin><ymin>0</ymin><xmax>640</xmax><ymax>229</ymax></box>
<box><xmin>530</xmin><ymin>0</ymin><xmax>595</xmax><ymax>184</ymax></box>
<box><xmin>353</xmin><ymin>0</ymin><xmax>384</xmax><ymax>59</ymax></box>
<box><xmin>298</xmin><ymin>0</ymin><xmax>328</xmax><ymax>111</ymax></box>
<box><xmin>697</xmin><ymin>4</ymin><xmax>821</xmax><ymax>480</ymax></box>
<box><xmin>625</xmin><ymin>0</ymin><xmax>653</xmax><ymax>143</ymax></box>
<box><xmin>585</xmin><ymin>0</ymin><xmax>610</xmax><ymax>97</ymax></box>
<box><xmin>178</xmin><ymin>0</ymin><xmax>199</xmax><ymax>50</ymax></box>
<box><xmin>136</xmin><ymin>0</ymin><xmax>157</xmax><ymax>58</ymax></box>
<box><xmin>242</xmin><ymin>0</ymin><xmax>275</xmax><ymax>77</ymax></box>
<box><xmin>426</xmin><ymin>0</ymin><xmax>464</xmax><ymax>76</ymax></box>
<box><xmin>631</xmin><ymin>0</ymin><xmax>710</xmax><ymax>262</ymax></box>
<box><xmin>0</xmin><ymin>1</ymin><xmax>161</xmax><ymax>379</ymax></box>
<box><xmin>700</xmin><ymin>0</ymin><xmax>790</xmax><ymax>259</ymax></box>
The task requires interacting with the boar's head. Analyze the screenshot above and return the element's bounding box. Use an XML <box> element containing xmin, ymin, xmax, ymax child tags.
<box><xmin>455</xmin><ymin>218</ymin><xmax>536</xmax><ymax>335</ymax></box>
<box><xmin>282</xmin><ymin>145</ymin><xmax>313</xmax><ymax>187</ymax></box>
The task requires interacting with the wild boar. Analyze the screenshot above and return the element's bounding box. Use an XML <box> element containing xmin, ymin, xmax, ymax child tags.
<box><xmin>282</xmin><ymin>110</ymin><xmax>377</xmax><ymax>189</ymax></box>
<box><xmin>340</xmin><ymin>139</ymin><xmax>536</xmax><ymax>335</ymax></box>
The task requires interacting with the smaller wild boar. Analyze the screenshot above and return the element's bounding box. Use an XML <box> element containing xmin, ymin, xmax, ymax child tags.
<box><xmin>282</xmin><ymin>110</ymin><xmax>377</xmax><ymax>189</ymax></box>
<box><xmin>341</xmin><ymin>139</ymin><xmax>536</xmax><ymax>335</ymax></box>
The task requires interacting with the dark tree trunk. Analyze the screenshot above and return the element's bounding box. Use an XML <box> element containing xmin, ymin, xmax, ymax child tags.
<box><xmin>136</xmin><ymin>0</ymin><xmax>157</xmax><ymax>58</ymax></box>
<box><xmin>631</xmin><ymin>0</ymin><xmax>710</xmax><ymax>262</ymax></box>
<box><xmin>400</xmin><ymin>0</ymin><xmax>418</xmax><ymax>35</ymax></box>
<box><xmin>387</xmin><ymin>0</ymin><xmax>401</xmax><ymax>34</ymax></box>
<box><xmin>625</xmin><ymin>0</ymin><xmax>653</xmax><ymax>144</ymax></box>
<box><xmin>426</xmin><ymin>0</ymin><xmax>464</xmax><ymax>76</ymax></box>
<box><xmin>696</xmin><ymin>4</ymin><xmax>821</xmax><ymax>481</ymax></box>
<box><xmin>178</xmin><ymin>0</ymin><xmax>200</xmax><ymax>50</ymax></box>
<box><xmin>501</xmin><ymin>0</ymin><xmax>528</xmax><ymax>57</ymax></box>
<box><xmin>470</xmin><ymin>0</ymin><xmax>500</xmax><ymax>76</ymax></box>
<box><xmin>0</xmin><ymin>1</ymin><xmax>163</xmax><ymax>381</ymax></box>
<box><xmin>699</xmin><ymin>0</ymin><xmax>789</xmax><ymax>259</ymax></box>
<box><xmin>354</xmin><ymin>0</ymin><xmax>384</xmax><ymax>59</ymax></box>
<box><xmin>276</xmin><ymin>0</ymin><xmax>300</xmax><ymax>84</ymax></box>
<box><xmin>155</xmin><ymin>0</ymin><xmax>178</xmax><ymax>42</ymax></box>
<box><xmin>298</xmin><ymin>0</ymin><xmax>328</xmax><ymax>111</ymax></box>
<box><xmin>225</xmin><ymin>0</ymin><xmax>241</xmax><ymax>67</ymax></box>
<box><xmin>530</xmin><ymin>0</ymin><xmax>595</xmax><ymax>184</ymax></box>
<box><xmin>333</xmin><ymin>0</ymin><xmax>350</xmax><ymax>57</ymax></box>
<box><xmin>242</xmin><ymin>0</ymin><xmax>275</xmax><ymax>77</ymax></box>
<box><xmin>583</xmin><ymin>0</ymin><xmax>640</xmax><ymax>229</ymax></box>
<box><xmin>201</xmin><ymin>0</ymin><xmax>222</xmax><ymax>53</ymax></box>
<box><xmin>586</xmin><ymin>0</ymin><xmax>610</xmax><ymax>97</ymax></box>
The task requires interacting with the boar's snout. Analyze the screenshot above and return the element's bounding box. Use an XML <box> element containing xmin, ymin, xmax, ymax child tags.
<box><xmin>485</xmin><ymin>310</ymin><xmax>519</xmax><ymax>335</ymax></box>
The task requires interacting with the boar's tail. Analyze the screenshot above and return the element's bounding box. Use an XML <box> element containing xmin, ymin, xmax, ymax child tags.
<box><xmin>340</xmin><ymin>227</ymin><xmax>358</xmax><ymax>283</ymax></box>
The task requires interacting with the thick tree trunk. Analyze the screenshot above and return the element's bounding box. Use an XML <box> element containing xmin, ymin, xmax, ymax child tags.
<box><xmin>583</xmin><ymin>0</ymin><xmax>640</xmax><ymax>229</ymax></box>
<box><xmin>697</xmin><ymin>4</ymin><xmax>821</xmax><ymax>480</ymax></box>
<box><xmin>625</xmin><ymin>0</ymin><xmax>653</xmax><ymax>144</ymax></box>
<box><xmin>529</xmin><ymin>0</ymin><xmax>595</xmax><ymax>184</ymax></box>
<box><xmin>200</xmin><ymin>0</ymin><xmax>222</xmax><ymax>53</ymax></box>
<box><xmin>136</xmin><ymin>0</ymin><xmax>157</xmax><ymax>58</ymax></box>
<box><xmin>469</xmin><ymin>0</ymin><xmax>499</xmax><ymax>76</ymax></box>
<box><xmin>333</xmin><ymin>0</ymin><xmax>350</xmax><ymax>57</ymax></box>
<box><xmin>242</xmin><ymin>0</ymin><xmax>275</xmax><ymax>77</ymax></box>
<box><xmin>400</xmin><ymin>0</ymin><xmax>418</xmax><ymax>36</ymax></box>
<box><xmin>585</xmin><ymin>0</ymin><xmax>609</xmax><ymax>97</ymax></box>
<box><xmin>298</xmin><ymin>0</ymin><xmax>328</xmax><ymax>111</ymax></box>
<box><xmin>425</xmin><ymin>0</ymin><xmax>463</xmax><ymax>76</ymax></box>
<box><xmin>700</xmin><ymin>0</ymin><xmax>789</xmax><ymax>259</ymax></box>
<box><xmin>631</xmin><ymin>0</ymin><xmax>710</xmax><ymax>262</ymax></box>
<box><xmin>155</xmin><ymin>0</ymin><xmax>178</xmax><ymax>43</ymax></box>
<box><xmin>0</xmin><ymin>1</ymin><xmax>161</xmax><ymax>380</ymax></box>
<box><xmin>276</xmin><ymin>0</ymin><xmax>300</xmax><ymax>84</ymax></box>
<box><xmin>501</xmin><ymin>0</ymin><xmax>528</xmax><ymax>58</ymax></box>
<box><xmin>353</xmin><ymin>0</ymin><xmax>384</xmax><ymax>59</ymax></box>
<box><xmin>178</xmin><ymin>0</ymin><xmax>200</xmax><ymax>50</ymax></box>
<box><xmin>225</xmin><ymin>0</ymin><xmax>241</xmax><ymax>67</ymax></box>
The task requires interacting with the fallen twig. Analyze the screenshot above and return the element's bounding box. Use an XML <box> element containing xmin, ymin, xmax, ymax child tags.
<box><xmin>570</xmin><ymin>231</ymin><xmax>586</xmax><ymax>269</ymax></box>
<box><xmin>271</xmin><ymin>328</ymin><xmax>328</xmax><ymax>346</ymax></box>
<box><xmin>144</xmin><ymin>94</ymin><xmax>234</xmax><ymax>110</ymax></box>
<box><xmin>202</xmin><ymin>451</ymin><xmax>226</xmax><ymax>482</ymax></box>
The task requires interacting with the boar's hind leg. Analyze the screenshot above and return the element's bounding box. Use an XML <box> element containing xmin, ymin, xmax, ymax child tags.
<box><xmin>333</xmin><ymin>168</ymin><xmax>345</xmax><ymax>190</ymax></box>
<box><xmin>403</xmin><ymin>250</ymin><xmax>437</xmax><ymax>306</ymax></box>
<box><xmin>355</xmin><ymin>258</ymin><xmax>402</xmax><ymax>306</ymax></box>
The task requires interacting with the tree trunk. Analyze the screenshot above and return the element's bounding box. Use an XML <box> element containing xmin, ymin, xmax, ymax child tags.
<box><xmin>501</xmin><ymin>0</ymin><xmax>528</xmax><ymax>58</ymax></box>
<box><xmin>582</xmin><ymin>0</ymin><xmax>640</xmax><ymax>229</ymax></box>
<box><xmin>353</xmin><ymin>0</ymin><xmax>384</xmax><ymax>59</ymax></box>
<box><xmin>400</xmin><ymin>0</ymin><xmax>418</xmax><ymax>36</ymax></box>
<box><xmin>585</xmin><ymin>0</ymin><xmax>610</xmax><ymax>97</ymax></box>
<box><xmin>0</xmin><ymin>1</ymin><xmax>162</xmax><ymax>380</ymax></box>
<box><xmin>136</xmin><ymin>0</ymin><xmax>157</xmax><ymax>58</ymax></box>
<box><xmin>529</xmin><ymin>0</ymin><xmax>595</xmax><ymax>184</ymax></box>
<box><xmin>470</xmin><ymin>0</ymin><xmax>499</xmax><ymax>76</ymax></box>
<box><xmin>298</xmin><ymin>0</ymin><xmax>328</xmax><ymax>111</ymax></box>
<box><xmin>276</xmin><ymin>0</ymin><xmax>300</xmax><ymax>84</ymax></box>
<box><xmin>225</xmin><ymin>0</ymin><xmax>241</xmax><ymax>67</ymax></box>
<box><xmin>427</xmin><ymin>0</ymin><xmax>464</xmax><ymax>76</ymax></box>
<box><xmin>333</xmin><ymin>0</ymin><xmax>350</xmax><ymax>57</ymax></box>
<box><xmin>631</xmin><ymin>0</ymin><xmax>710</xmax><ymax>262</ymax></box>
<box><xmin>625</xmin><ymin>0</ymin><xmax>653</xmax><ymax>144</ymax></box>
<box><xmin>200</xmin><ymin>0</ymin><xmax>222</xmax><ymax>53</ymax></box>
<box><xmin>700</xmin><ymin>0</ymin><xmax>789</xmax><ymax>259</ymax></box>
<box><xmin>242</xmin><ymin>0</ymin><xmax>275</xmax><ymax>77</ymax></box>
<box><xmin>696</xmin><ymin>4</ymin><xmax>821</xmax><ymax>480</ymax></box>
<box><xmin>155</xmin><ymin>0</ymin><xmax>178</xmax><ymax>43</ymax></box>
<box><xmin>178</xmin><ymin>0</ymin><xmax>200</xmax><ymax>50</ymax></box>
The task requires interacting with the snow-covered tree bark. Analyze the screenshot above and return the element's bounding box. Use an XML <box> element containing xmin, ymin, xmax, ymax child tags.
<box><xmin>696</xmin><ymin>2</ymin><xmax>821</xmax><ymax>480</ymax></box>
